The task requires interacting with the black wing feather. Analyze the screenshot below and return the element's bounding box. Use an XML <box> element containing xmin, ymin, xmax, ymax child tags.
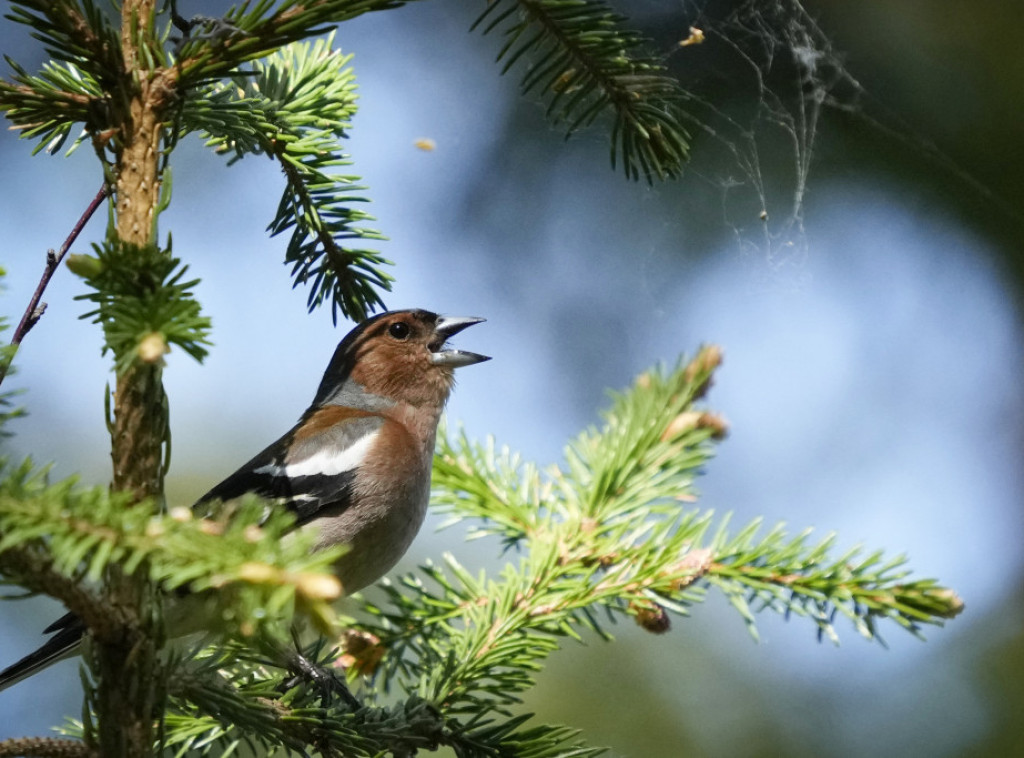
<box><xmin>195</xmin><ymin>413</ymin><xmax>381</xmax><ymax>523</ymax></box>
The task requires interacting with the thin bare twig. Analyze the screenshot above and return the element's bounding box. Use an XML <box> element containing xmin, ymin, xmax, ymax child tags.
<box><xmin>0</xmin><ymin>183</ymin><xmax>109</xmax><ymax>386</ymax></box>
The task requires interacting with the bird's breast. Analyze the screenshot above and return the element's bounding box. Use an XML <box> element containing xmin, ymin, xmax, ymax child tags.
<box><xmin>316</xmin><ymin>470</ymin><xmax>431</xmax><ymax>594</ymax></box>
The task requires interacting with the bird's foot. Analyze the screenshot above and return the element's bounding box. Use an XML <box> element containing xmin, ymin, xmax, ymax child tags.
<box><xmin>285</xmin><ymin>651</ymin><xmax>361</xmax><ymax>710</ymax></box>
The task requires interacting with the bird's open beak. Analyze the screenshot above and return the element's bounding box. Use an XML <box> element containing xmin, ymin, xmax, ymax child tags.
<box><xmin>430</xmin><ymin>315</ymin><xmax>490</xmax><ymax>367</ymax></box>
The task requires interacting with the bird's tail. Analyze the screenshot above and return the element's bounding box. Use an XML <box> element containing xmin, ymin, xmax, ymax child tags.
<box><xmin>0</xmin><ymin>614</ymin><xmax>83</xmax><ymax>692</ymax></box>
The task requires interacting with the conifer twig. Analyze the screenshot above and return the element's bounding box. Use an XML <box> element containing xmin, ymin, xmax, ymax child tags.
<box><xmin>0</xmin><ymin>183</ymin><xmax>108</xmax><ymax>386</ymax></box>
<box><xmin>0</xmin><ymin>737</ymin><xmax>95</xmax><ymax>758</ymax></box>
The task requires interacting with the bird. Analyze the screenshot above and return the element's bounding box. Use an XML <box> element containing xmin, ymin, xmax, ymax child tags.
<box><xmin>0</xmin><ymin>308</ymin><xmax>489</xmax><ymax>692</ymax></box>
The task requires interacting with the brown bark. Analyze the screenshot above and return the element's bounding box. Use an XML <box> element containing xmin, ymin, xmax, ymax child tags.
<box><xmin>111</xmin><ymin>0</ymin><xmax>167</xmax><ymax>503</ymax></box>
<box><xmin>110</xmin><ymin>361</ymin><xmax>167</xmax><ymax>504</ymax></box>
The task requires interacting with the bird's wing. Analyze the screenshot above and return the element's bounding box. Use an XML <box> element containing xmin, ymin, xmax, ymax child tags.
<box><xmin>194</xmin><ymin>407</ymin><xmax>385</xmax><ymax>525</ymax></box>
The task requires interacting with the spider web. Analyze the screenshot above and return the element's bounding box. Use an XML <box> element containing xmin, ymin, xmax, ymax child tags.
<box><xmin>660</xmin><ymin>0</ymin><xmax>895</xmax><ymax>278</ymax></box>
<box><xmin>662</xmin><ymin>0</ymin><xmax>1013</xmax><ymax>279</ymax></box>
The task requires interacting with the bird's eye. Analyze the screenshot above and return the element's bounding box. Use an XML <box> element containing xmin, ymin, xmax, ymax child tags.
<box><xmin>388</xmin><ymin>321</ymin><xmax>411</xmax><ymax>340</ymax></box>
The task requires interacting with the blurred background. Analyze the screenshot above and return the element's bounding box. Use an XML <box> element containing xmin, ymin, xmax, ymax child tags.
<box><xmin>1</xmin><ymin>0</ymin><xmax>1022</xmax><ymax>754</ymax></box>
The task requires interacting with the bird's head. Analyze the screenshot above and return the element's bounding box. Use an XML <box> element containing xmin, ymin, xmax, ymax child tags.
<box><xmin>313</xmin><ymin>309</ymin><xmax>489</xmax><ymax>409</ymax></box>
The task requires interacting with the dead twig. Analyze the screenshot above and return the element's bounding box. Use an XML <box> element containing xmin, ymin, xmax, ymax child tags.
<box><xmin>0</xmin><ymin>183</ymin><xmax>109</xmax><ymax>386</ymax></box>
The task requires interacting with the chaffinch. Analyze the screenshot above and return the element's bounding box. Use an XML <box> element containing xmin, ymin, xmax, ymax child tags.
<box><xmin>0</xmin><ymin>308</ymin><xmax>488</xmax><ymax>691</ymax></box>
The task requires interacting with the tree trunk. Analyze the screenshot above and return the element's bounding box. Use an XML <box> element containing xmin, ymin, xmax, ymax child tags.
<box><xmin>97</xmin><ymin>3</ymin><xmax>166</xmax><ymax>756</ymax></box>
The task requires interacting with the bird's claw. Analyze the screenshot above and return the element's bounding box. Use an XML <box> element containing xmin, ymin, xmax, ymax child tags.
<box><xmin>287</xmin><ymin>651</ymin><xmax>361</xmax><ymax>710</ymax></box>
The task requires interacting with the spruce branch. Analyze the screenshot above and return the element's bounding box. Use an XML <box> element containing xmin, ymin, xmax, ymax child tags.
<box><xmin>180</xmin><ymin>33</ymin><xmax>390</xmax><ymax>322</ymax></box>
<box><xmin>166</xmin><ymin>650</ymin><xmax>447</xmax><ymax>757</ymax></box>
<box><xmin>706</xmin><ymin>521</ymin><xmax>965</xmax><ymax>644</ymax></box>
<box><xmin>473</xmin><ymin>0</ymin><xmax>692</xmax><ymax>182</ymax></box>
<box><xmin>72</xmin><ymin>236</ymin><xmax>212</xmax><ymax>374</ymax></box>
<box><xmin>169</xmin><ymin>0</ymin><xmax>417</xmax><ymax>87</ymax></box>
<box><xmin>38</xmin><ymin>637</ymin><xmax>598</xmax><ymax>757</ymax></box>
<box><xmin>5</xmin><ymin>1</ymin><xmax>121</xmax><ymax>73</ymax></box>
<box><xmin>335</xmin><ymin>347</ymin><xmax>962</xmax><ymax>749</ymax></box>
<box><xmin>1</xmin><ymin>1</ymin><xmax>124</xmax><ymax>155</ymax></box>
<box><xmin>0</xmin><ymin>57</ymin><xmax>101</xmax><ymax>155</ymax></box>
<box><xmin>0</xmin><ymin>463</ymin><xmax>345</xmax><ymax>641</ymax></box>
<box><xmin>159</xmin><ymin>641</ymin><xmax>599</xmax><ymax>757</ymax></box>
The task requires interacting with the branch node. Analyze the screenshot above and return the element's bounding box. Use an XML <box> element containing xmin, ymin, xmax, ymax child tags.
<box><xmin>27</xmin><ymin>303</ymin><xmax>47</xmax><ymax>330</ymax></box>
